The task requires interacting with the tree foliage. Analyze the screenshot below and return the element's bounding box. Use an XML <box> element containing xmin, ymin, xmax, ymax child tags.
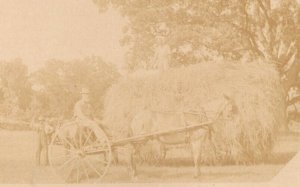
<box><xmin>0</xmin><ymin>59</ymin><xmax>32</xmax><ymax>119</ymax></box>
<box><xmin>93</xmin><ymin>0</ymin><xmax>300</xmax><ymax>80</ymax></box>
<box><xmin>30</xmin><ymin>57</ymin><xmax>119</xmax><ymax>119</ymax></box>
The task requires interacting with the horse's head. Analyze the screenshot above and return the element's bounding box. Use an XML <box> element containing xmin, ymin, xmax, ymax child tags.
<box><xmin>207</xmin><ymin>95</ymin><xmax>237</xmax><ymax>132</ymax></box>
<box><xmin>44</xmin><ymin>117</ymin><xmax>64</xmax><ymax>144</ymax></box>
<box><xmin>44</xmin><ymin>123</ymin><xmax>55</xmax><ymax>135</ymax></box>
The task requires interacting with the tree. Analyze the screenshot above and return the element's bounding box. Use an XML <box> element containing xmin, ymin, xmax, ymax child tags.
<box><xmin>30</xmin><ymin>57</ymin><xmax>119</xmax><ymax>119</ymax></box>
<box><xmin>0</xmin><ymin>59</ymin><xmax>32</xmax><ymax>119</ymax></box>
<box><xmin>93</xmin><ymin>0</ymin><xmax>300</xmax><ymax>86</ymax></box>
<box><xmin>241</xmin><ymin>1</ymin><xmax>299</xmax><ymax>77</ymax></box>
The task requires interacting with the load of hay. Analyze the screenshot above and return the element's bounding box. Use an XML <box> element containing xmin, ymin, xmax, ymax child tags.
<box><xmin>103</xmin><ymin>61</ymin><xmax>286</xmax><ymax>164</ymax></box>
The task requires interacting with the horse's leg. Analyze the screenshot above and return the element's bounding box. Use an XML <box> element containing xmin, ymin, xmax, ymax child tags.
<box><xmin>112</xmin><ymin>148</ymin><xmax>119</xmax><ymax>165</ymax></box>
<box><xmin>191</xmin><ymin>130</ymin><xmax>206</xmax><ymax>178</ymax></box>
<box><xmin>124</xmin><ymin>143</ymin><xmax>138</xmax><ymax>181</ymax></box>
<box><xmin>191</xmin><ymin>140</ymin><xmax>201</xmax><ymax>178</ymax></box>
<box><xmin>160</xmin><ymin>143</ymin><xmax>167</xmax><ymax>160</ymax></box>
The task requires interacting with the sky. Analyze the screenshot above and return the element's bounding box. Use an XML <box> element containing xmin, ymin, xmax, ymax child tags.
<box><xmin>0</xmin><ymin>0</ymin><xmax>299</xmax><ymax>73</ymax></box>
<box><xmin>0</xmin><ymin>0</ymin><xmax>126</xmax><ymax>72</ymax></box>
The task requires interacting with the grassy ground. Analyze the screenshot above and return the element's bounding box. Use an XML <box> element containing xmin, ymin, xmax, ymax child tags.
<box><xmin>0</xmin><ymin>130</ymin><xmax>35</xmax><ymax>183</ymax></box>
<box><xmin>0</xmin><ymin>123</ymin><xmax>300</xmax><ymax>183</ymax></box>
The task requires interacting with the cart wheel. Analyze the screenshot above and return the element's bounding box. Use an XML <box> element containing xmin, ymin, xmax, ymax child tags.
<box><xmin>49</xmin><ymin>123</ymin><xmax>111</xmax><ymax>183</ymax></box>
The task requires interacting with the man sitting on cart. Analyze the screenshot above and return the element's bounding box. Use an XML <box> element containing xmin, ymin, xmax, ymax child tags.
<box><xmin>73</xmin><ymin>88</ymin><xmax>110</xmax><ymax>140</ymax></box>
<box><xmin>74</xmin><ymin>88</ymin><xmax>94</xmax><ymax>123</ymax></box>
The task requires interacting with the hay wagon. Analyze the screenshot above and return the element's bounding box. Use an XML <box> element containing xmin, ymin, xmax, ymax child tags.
<box><xmin>48</xmin><ymin>115</ymin><xmax>214</xmax><ymax>183</ymax></box>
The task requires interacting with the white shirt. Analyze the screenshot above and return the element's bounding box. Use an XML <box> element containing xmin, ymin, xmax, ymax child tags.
<box><xmin>154</xmin><ymin>44</ymin><xmax>171</xmax><ymax>71</ymax></box>
<box><xmin>73</xmin><ymin>99</ymin><xmax>93</xmax><ymax>121</ymax></box>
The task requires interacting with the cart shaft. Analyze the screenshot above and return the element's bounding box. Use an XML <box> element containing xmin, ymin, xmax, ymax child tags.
<box><xmin>111</xmin><ymin>120</ymin><xmax>213</xmax><ymax>147</ymax></box>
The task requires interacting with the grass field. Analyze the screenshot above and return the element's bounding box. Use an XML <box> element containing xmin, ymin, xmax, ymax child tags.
<box><xmin>0</xmin><ymin>123</ymin><xmax>300</xmax><ymax>183</ymax></box>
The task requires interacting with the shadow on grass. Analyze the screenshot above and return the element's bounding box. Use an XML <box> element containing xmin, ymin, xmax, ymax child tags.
<box><xmin>264</xmin><ymin>151</ymin><xmax>297</xmax><ymax>165</ymax></box>
<box><xmin>278</xmin><ymin>131</ymin><xmax>300</xmax><ymax>140</ymax></box>
<box><xmin>115</xmin><ymin>151</ymin><xmax>298</xmax><ymax>168</ymax></box>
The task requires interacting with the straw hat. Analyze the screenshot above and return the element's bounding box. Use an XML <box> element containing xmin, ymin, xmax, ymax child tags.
<box><xmin>38</xmin><ymin>115</ymin><xmax>44</xmax><ymax>121</ymax></box>
<box><xmin>80</xmin><ymin>88</ymin><xmax>90</xmax><ymax>94</ymax></box>
<box><xmin>156</xmin><ymin>22</ymin><xmax>170</xmax><ymax>36</ymax></box>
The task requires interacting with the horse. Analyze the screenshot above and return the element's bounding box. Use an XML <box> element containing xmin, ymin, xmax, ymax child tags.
<box><xmin>124</xmin><ymin>95</ymin><xmax>236</xmax><ymax>180</ymax></box>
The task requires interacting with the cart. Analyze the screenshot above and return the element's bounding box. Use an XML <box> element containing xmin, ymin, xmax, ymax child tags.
<box><xmin>48</xmin><ymin>116</ymin><xmax>214</xmax><ymax>183</ymax></box>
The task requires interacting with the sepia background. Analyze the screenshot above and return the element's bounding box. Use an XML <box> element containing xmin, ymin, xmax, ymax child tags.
<box><xmin>1</xmin><ymin>0</ymin><xmax>300</xmax><ymax>184</ymax></box>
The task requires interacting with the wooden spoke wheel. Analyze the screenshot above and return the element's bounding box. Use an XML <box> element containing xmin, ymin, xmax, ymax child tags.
<box><xmin>49</xmin><ymin>123</ymin><xmax>111</xmax><ymax>183</ymax></box>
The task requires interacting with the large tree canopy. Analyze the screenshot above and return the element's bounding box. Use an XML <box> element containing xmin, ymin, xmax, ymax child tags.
<box><xmin>93</xmin><ymin>0</ymin><xmax>300</xmax><ymax>85</ymax></box>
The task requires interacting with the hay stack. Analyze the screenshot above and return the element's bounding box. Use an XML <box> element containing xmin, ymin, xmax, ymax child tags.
<box><xmin>103</xmin><ymin>62</ymin><xmax>286</xmax><ymax>164</ymax></box>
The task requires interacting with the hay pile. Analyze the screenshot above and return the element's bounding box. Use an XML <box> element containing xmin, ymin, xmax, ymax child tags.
<box><xmin>103</xmin><ymin>61</ymin><xmax>286</xmax><ymax>164</ymax></box>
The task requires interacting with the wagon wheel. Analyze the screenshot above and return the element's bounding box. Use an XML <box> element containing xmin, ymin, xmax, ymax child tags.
<box><xmin>49</xmin><ymin>123</ymin><xmax>112</xmax><ymax>183</ymax></box>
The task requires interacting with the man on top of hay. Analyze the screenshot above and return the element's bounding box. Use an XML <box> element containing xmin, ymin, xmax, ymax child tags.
<box><xmin>154</xmin><ymin>36</ymin><xmax>171</xmax><ymax>71</ymax></box>
<box><xmin>152</xmin><ymin>23</ymin><xmax>171</xmax><ymax>72</ymax></box>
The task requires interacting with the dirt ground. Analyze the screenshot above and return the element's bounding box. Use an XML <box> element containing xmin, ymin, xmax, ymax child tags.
<box><xmin>0</xmin><ymin>123</ymin><xmax>300</xmax><ymax>184</ymax></box>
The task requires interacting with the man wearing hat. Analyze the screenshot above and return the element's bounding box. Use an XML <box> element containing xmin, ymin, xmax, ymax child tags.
<box><xmin>152</xmin><ymin>23</ymin><xmax>172</xmax><ymax>71</ymax></box>
<box><xmin>151</xmin><ymin>33</ymin><xmax>171</xmax><ymax>72</ymax></box>
<box><xmin>73</xmin><ymin>88</ymin><xmax>110</xmax><ymax>139</ymax></box>
<box><xmin>31</xmin><ymin>115</ymin><xmax>54</xmax><ymax>166</ymax></box>
<box><xmin>74</xmin><ymin>88</ymin><xmax>94</xmax><ymax>121</ymax></box>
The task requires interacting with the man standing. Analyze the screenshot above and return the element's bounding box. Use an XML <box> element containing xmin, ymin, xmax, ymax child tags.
<box><xmin>31</xmin><ymin>115</ymin><xmax>53</xmax><ymax>166</ymax></box>
<box><xmin>153</xmin><ymin>35</ymin><xmax>171</xmax><ymax>72</ymax></box>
